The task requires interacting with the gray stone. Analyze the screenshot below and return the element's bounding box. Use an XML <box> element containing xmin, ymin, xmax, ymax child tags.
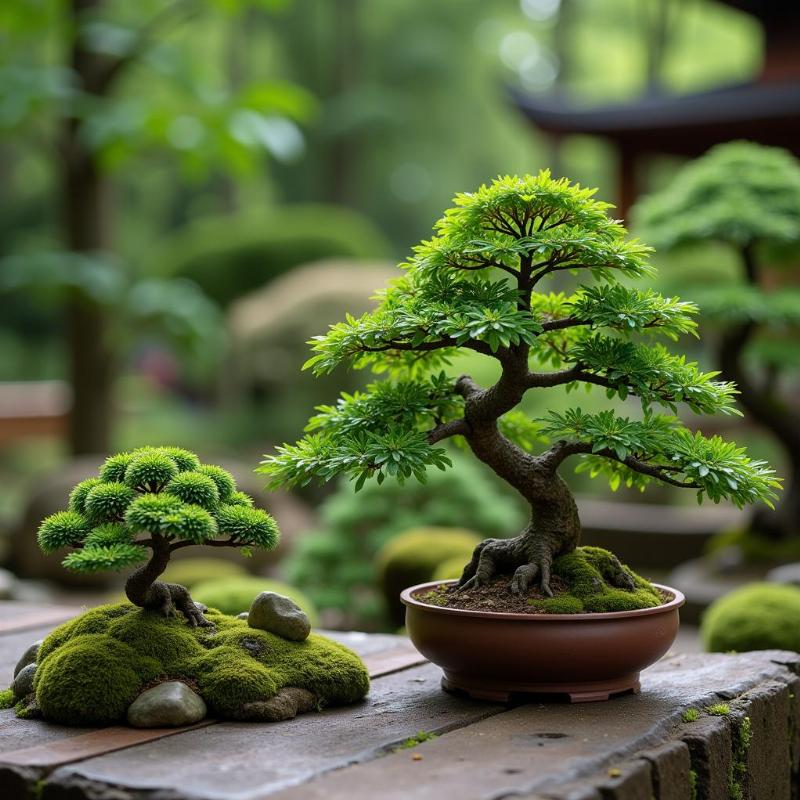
<box><xmin>639</xmin><ymin>740</ymin><xmax>692</xmax><ymax>800</ymax></box>
<box><xmin>12</xmin><ymin>663</ymin><xmax>36</xmax><ymax>699</ymax></box>
<box><xmin>0</xmin><ymin>568</ymin><xmax>18</xmax><ymax>600</ymax></box>
<box><xmin>680</xmin><ymin>716</ymin><xmax>732</xmax><ymax>800</ymax></box>
<box><xmin>766</xmin><ymin>562</ymin><xmax>800</xmax><ymax>586</ymax></box>
<box><xmin>13</xmin><ymin>639</ymin><xmax>41</xmax><ymax>678</ymax></box>
<box><xmin>237</xmin><ymin>612</ymin><xmax>249</xmax><ymax>620</ymax></box>
<box><xmin>240</xmin><ymin>687</ymin><xmax>317</xmax><ymax>722</ymax></box>
<box><xmin>248</xmin><ymin>592</ymin><xmax>310</xmax><ymax>641</ymax></box>
<box><xmin>126</xmin><ymin>681</ymin><xmax>206</xmax><ymax>729</ymax></box>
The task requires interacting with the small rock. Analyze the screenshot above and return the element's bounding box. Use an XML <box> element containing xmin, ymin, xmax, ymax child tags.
<box><xmin>248</xmin><ymin>592</ymin><xmax>310</xmax><ymax>641</ymax></box>
<box><xmin>14</xmin><ymin>640</ymin><xmax>42</xmax><ymax>678</ymax></box>
<box><xmin>127</xmin><ymin>681</ymin><xmax>206</xmax><ymax>728</ymax></box>
<box><xmin>237</xmin><ymin>612</ymin><xmax>249</xmax><ymax>620</ymax></box>
<box><xmin>239</xmin><ymin>687</ymin><xmax>317</xmax><ymax>722</ymax></box>
<box><xmin>194</xmin><ymin>601</ymin><xmax>208</xmax><ymax>613</ymax></box>
<box><xmin>13</xmin><ymin>663</ymin><xmax>36</xmax><ymax>699</ymax></box>
<box><xmin>0</xmin><ymin>568</ymin><xmax>18</xmax><ymax>600</ymax></box>
<box><xmin>767</xmin><ymin>562</ymin><xmax>800</xmax><ymax>586</ymax></box>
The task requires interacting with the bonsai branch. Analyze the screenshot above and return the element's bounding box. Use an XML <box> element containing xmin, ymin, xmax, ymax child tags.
<box><xmin>426</xmin><ymin>419</ymin><xmax>470</xmax><ymax>444</ymax></box>
<box><xmin>539</xmin><ymin>441</ymin><xmax>701</xmax><ymax>488</ymax></box>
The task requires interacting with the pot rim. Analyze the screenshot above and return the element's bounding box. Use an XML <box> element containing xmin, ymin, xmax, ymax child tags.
<box><xmin>401</xmin><ymin>580</ymin><xmax>685</xmax><ymax>621</ymax></box>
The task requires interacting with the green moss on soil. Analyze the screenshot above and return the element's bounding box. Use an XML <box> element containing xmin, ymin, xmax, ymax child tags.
<box><xmin>25</xmin><ymin>603</ymin><xmax>368</xmax><ymax>726</ymax></box>
<box><xmin>0</xmin><ymin>687</ymin><xmax>14</xmax><ymax>709</ymax></box>
<box><xmin>192</xmin><ymin>576</ymin><xmax>320</xmax><ymax>624</ymax></box>
<box><xmin>701</xmin><ymin>582</ymin><xmax>800</xmax><ymax>653</ymax></box>
<box><xmin>422</xmin><ymin>547</ymin><xmax>661</xmax><ymax>614</ymax></box>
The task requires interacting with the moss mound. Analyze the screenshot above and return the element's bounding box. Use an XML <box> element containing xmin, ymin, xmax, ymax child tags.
<box><xmin>377</xmin><ymin>527</ymin><xmax>482</xmax><ymax>625</ymax></box>
<box><xmin>540</xmin><ymin>546</ymin><xmax>662</xmax><ymax>613</ymax></box>
<box><xmin>701</xmin><ymin>583</ymin><xmax>800</xmax><ymax>653</ymax></box>
<box><xmin>160</xmin><ymin>558</ymin><xmax>249</xmax><ymax>589</ymax></box>
<box><xmin>192</xmin><ymin>576</ymin><xmax>320</xmax><ymax>624</ymax></box>
<box><xmin>424</xmin><ymin>547</ymin><xmax>661</xmax><ymax>614</ymax></box>
<box><xmin>27</xmin><ymin>603</ymin><xmax>368</xmax><ymax>726</ymax></box>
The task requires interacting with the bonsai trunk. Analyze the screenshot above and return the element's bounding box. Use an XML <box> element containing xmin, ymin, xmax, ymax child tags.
<box><xmin>450</xmin><ymin>374</ymin><xmax>634</xmax><ymax>597</ymax></box>
<box><xmin>125</xmin><ymin>538</ymin><xmax>211</xmax><ymax>627</ymax></box>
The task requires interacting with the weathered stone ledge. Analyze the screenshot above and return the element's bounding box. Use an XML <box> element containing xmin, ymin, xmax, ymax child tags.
<box><xmin>2</xmin><ymin>648</ymin><xmax>798</xmax><ymax>800</ymax></box>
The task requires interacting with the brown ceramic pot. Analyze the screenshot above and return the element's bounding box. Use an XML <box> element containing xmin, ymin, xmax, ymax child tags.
<box><xmin>401</xmin><ymin>581</ymin><xmax>684</xmax><ymax>703</ymax></box>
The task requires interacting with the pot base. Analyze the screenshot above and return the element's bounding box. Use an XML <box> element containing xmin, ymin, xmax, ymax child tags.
<box><xmin>441</xmin><ymin>672</ymin><xmax>641</xmax><ymax>704</ymax></box>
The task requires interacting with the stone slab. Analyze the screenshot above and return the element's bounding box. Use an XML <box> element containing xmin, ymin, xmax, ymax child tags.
<box><xmin>737</xmin><ymin>681</ymin><xmax>791</xmax><ymax>800</ymax></box>
<box><xmin>638</xmin><ymin>740</ymin><xmax>692</xmax><ymax>800</ymax></box>
<box><xmin>44</xmin><ymin>663</ymin><xmax>505</xmax><ymax>800</ymax></box>
<box><xmin>680</xmin><ymin>716</ymin><xmax>732</xmax><ymax>800</ymax></box>
<box><xmin>0</xmin><ymin>603</ymin><xmax>80</xmax><ymax>635</ymax></box>
<box><xmin>266</xmin><ymin>651</ymin><xmax>800</xmax><ymax>800</ymax></box>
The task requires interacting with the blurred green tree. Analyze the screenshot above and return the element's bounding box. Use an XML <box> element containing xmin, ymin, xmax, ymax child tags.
<box><xmin>0</xmin><ymin>0</ymin><xmax>313</xmax><ymax>454</ymax></box>
<box><xmin>635</xmin><ymin>142</ymin><xmax>800</xmax><ymax>543</ymax></box>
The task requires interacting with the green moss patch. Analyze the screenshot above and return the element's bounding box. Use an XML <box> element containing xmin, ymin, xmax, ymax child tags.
<box><xmin>0</xmin><ymin>688</ymin><xmax>14</xmax><ymax>709</ymax></box>
<box><xmin>419</xmin><ymin>547</ymin><xmax>662</xmax><ymax>614</ymax></box>
<box><xmin>701</xmin><ymin>582</ymin><xmax>800</xmax><ymax>653</ymax></box>
<box><xmin>23</xmin><ymin>603</ymin><xmax>368</xmax><ymax>726</ymax></box>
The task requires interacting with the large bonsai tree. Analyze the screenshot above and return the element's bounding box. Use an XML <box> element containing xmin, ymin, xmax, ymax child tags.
<box><xmin>260</xmin><ymin>173</ymin><xmax>779</xmax><ymax>597</ymax></box>
<box><xmin>38</xmin><ymin>447</ymin><xmax>278</xmax><ymax>626</ymax></box>
<box><xmin>635</xmin><ymin>142</ymin><xmax>800</xmax><ymax>543</ymax></box>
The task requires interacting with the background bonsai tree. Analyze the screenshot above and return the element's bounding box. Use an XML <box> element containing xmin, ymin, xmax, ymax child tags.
<box><xmin>38</xmin><ymin>447</ymin><xmax>278</xmax><ymax>626</ymax></box>
<box><xmin>260</xmin><ymin>173</ymin><xmax>779</xmax><ymax>598</ymax></box>
<box><xmin>634</xmin><ymin>142</ymin><xmax>800</xmax><ymax>544</ymax></box>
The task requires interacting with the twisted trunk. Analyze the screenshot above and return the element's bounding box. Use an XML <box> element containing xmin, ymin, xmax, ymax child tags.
<box><xmin>125</xmin><ymin>537</ymin><xmax>211</xmax><ymax>627</ymax></box>
<box><xmin>448</xmin><ymin>371</ymin><xmax>601</xmax><ymax>596</ymax></box>
<box><xmin>717</xmin><ymin>246</ymin><xmax>800</xmax><ymax>541</ymax></box>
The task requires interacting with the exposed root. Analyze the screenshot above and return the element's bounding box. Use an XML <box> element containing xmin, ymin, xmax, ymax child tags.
<box><xmin>456</xmin><ymin>534</ymin><xmax>634</xmax><ymax>598</ymax></box>
<box><xmin>143</xmin><ymin>581</ymin><xmax>212</xmax><ymax>628</ymax></box>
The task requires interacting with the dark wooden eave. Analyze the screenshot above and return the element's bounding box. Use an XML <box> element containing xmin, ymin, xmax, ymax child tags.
<box><xmin>510</xmin><ymin>80</ymin><xmax>800</xmax><ymax>157</ymax></box>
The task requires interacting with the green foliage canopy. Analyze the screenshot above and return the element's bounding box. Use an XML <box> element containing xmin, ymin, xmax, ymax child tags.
<box><xmin>39</xmin><ymin>447</ymin><xmax>279</xmax><ymax>573</ymax></box>
<box><xmin>260</xmin><ymin>172</ymin><xmax>780</xmax><ymax>510</ymax></box>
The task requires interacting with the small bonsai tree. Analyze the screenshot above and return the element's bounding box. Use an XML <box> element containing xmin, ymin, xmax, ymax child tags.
<box><xmin>38</xmin><ymin>447</ymin><xmax>278</xmax><ymax>626</ymax></box>
<box><xmin>634</xmin><ymin>142</ymin><xmax>800</xmax><ymax>543</ymax></box>
<box><xmin>260</xmin><ymin>173</ymin><xmax>779</xmax><ymax>598</ymax></box>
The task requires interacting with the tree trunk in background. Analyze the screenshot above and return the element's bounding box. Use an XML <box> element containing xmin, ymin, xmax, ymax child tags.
<box><xmin>62</xmin><ymin>0</ymin><xmax>114</xmax><ymax>455</ymax></box>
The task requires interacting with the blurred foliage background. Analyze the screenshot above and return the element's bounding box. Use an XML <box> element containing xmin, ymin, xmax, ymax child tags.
<box><xmin>1</xmin><ymin>0</ymin><xmax>795</xmax><ymax>630</ymax></box>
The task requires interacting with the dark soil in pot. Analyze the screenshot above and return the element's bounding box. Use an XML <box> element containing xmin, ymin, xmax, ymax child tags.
<box><xmin>414</xmin><ymin>578</ymin><xmax>673</xmax><ymax>616</ymax></box>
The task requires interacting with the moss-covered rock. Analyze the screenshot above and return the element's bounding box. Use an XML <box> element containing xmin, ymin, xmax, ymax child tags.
<box><xmin>701</xmin><ymin>582</ymin><xmax>800</xmax><ymax>653</ymax></box>
<box><xmin>377</xmin><ymin>527</ymin><xmax>483</xmax><ymax>626</ymax></box>
<box><xmin>20</xmin><ymin>603</ymin><xmax>367</xmax><ymax>726</ymax></box>
<box><xmin>192</xmin><ymin>576</ymin><xmax>319</xmax><ymax>624</ymax></box>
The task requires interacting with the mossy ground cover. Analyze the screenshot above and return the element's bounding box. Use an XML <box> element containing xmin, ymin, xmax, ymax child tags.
<box><xmin>419</xmin><ymin>547</ymin><xmax>662</xmax><ymax>614</ymax></box>
<box><xmin>18</xmin><ymin>602</ymin><xmax>368</xmax><ymax>726</ymax></box>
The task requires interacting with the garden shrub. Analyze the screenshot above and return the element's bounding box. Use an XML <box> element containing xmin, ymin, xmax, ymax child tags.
<box><xmin>702</xmin><ymin>582</ymin><xmax>800</xmax><ymax>653</ymax></box>
<box><xmin>376</xmin><ymin>527</ymin><xmax>483</xmax><ymax>626</ymax></box>
<box><xmin>149</xmin><ymin>204</ymin><xmax>391</xmax><ymax>307</ymax></box>
<box><xmin>192</xmin><ymin>576</ymin><xmax>319</xmax><ymax>624</ymax></box>
<box><xmin>160</xmin><ymin>558</ymin><xmax>249</xmax><ymax>588</ymax></box>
